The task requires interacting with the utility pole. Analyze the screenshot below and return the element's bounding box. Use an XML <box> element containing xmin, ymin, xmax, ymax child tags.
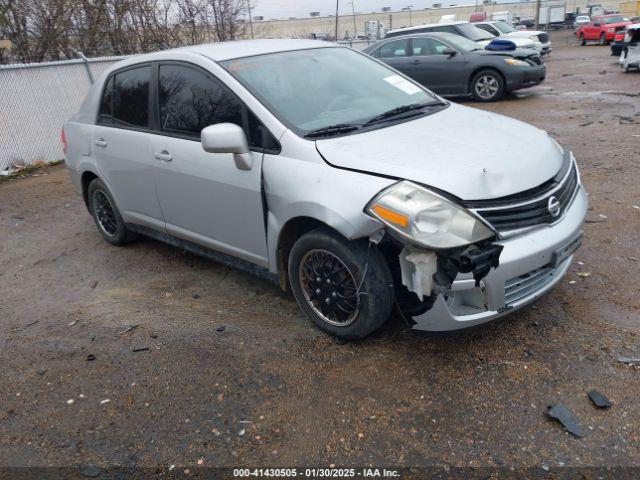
<box><xmin>247</xmin><ymin>0</ymin><xmax>255</xmax><ymax>39</ymax></box>
<box><xmin>350</xmin><ymin>1</ymin><xmax>357</xmax><ymax>39</ymax></box>
<box><xmin>335</xmin><ymin>0</ymin><xmax>339</xmax><ymax>40</ymax></box>
<box><xmin>534</xmin><ymin>0</ymin><xmax>541</xmax><ymax>30</ymax></box>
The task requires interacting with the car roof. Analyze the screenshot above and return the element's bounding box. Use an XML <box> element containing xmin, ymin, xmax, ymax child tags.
<box><xmin>388</xmin><ymin>21</ymin><xmax>469</xmax><ymax>35</ymax></box>
<box><xmin>118</xmin><ymin>39</ymin><xmax>337</xmax><ymax>64</ymax></box>
<box><xmin>375</xmin><ymin>31</ymin><xmax>461</xmax><ymax>41</ymax></box>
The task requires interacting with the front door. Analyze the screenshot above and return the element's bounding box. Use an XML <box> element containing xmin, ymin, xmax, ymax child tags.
<box><xmin>406</xmin><ymin>37</ymin><xmax>467</xmax><ymax>94</ymax></box>
<box><xmin>149</xmin><ymin>63</ymin><xmax>270</xmax><ymax>267</ymax></box>
<box><xmin>375</xmin><ymin>38</ymin><xmax>412</xmax><ymax>72</ymax></box>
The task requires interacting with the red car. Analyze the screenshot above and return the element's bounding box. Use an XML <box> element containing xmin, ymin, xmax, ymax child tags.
<box><xmin>577</xmin><ymin>14</ymin><xmax>631</xmax><ymax>45</ymax></box>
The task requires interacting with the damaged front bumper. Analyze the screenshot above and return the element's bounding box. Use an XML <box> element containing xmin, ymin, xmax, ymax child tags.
<box><xmin>407</xmin><ymin>185</ymin><xmax>588</xmax><ymax>331</ymax></box>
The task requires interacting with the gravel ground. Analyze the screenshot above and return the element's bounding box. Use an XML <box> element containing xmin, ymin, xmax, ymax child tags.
<box><xmin>1</xmin><ymin>31</ymin><xmax>639</xmax><ymax>474</ymax></box>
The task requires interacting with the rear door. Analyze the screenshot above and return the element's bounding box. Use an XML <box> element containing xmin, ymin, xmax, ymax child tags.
<box><xmin>406</xmin><ymin>37</ymin><xmax>467</xmax><ymax>94</ymax></box>
<box><xmin>93</xmin><ymin>64</ymin><xmax>164</xmax><ymax>230</ymax></box>
<box><xmin>148</xmin><ymin>62</ymin><xmax>277</xmax><ymax>267</ymax></box>
<box><xmin>374</xmin><ymin>38</ymin><xmax>412</xmax><ymax>72</ymax></box>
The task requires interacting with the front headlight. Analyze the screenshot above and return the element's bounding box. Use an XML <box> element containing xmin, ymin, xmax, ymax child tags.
<box><xmin>504</xmin><ymin>58</ymin><xmax>529</xmax><ymax>66</ymax></box>
<box><xmin>530</xmin><ymin>34</ymin><xmax>540</xmax><ymax>42</ymax></box>
<box><xmin>366</xmin><ymin>181</ymin><xmax>495</xmax><ymax>249</ymax></box>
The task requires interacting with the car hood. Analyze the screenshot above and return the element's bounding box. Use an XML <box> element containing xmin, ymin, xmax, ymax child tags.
<box><xmin>315</xmin><ymin>103</ymin><xmax>563</xmax><ymax>201</ymax></box>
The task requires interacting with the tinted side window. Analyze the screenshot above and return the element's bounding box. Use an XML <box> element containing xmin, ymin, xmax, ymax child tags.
<box><xmin>476</xmin><ymin>24</ymin><xmax>499</xmax><ymax>35</ymax></box>
<box><xmin>411</xmin><ymin>37</ymin><xmax>450</xmax><ymax>55</ymax></box>
<box><xmin>247</xmin><ymin>109</ymin><xmax>279</xmax><ymax>151</ymax></box>
<box><xmin>113</xmin><ymin>66</ymin><xmax>150</xmax><ymax>128</ymax></box>
<box><xmin>379</xmin><ymin>39</ymin><xmax>409</xmax><ymax>58</ymax></box>
<box><xmin>98</xmin><ymin>77</ymin><xmax>113</xmax><ymax>124</ymax></box>
<box><xmin>430</xmin><ymin>25</ymin><xmax>457</xmax><ymax>34</ymax></box>
<box><xmin>159</xmin><ymin>65</ymin><xmax>242</xmax><ymax>136</ymax></box>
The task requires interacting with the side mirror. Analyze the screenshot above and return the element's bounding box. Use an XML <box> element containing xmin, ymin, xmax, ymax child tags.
<box><xmin>442</xmin><ymin>47</ymin><xmax>457</xmax><ymax>57</ymax></box>
<box><xmin>201</xmin><ymin>123</ymin><xmax>253</xmax><ymax>171</ymax></box>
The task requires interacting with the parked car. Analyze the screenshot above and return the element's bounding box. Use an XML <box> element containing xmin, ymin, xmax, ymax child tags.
<box><xmin>619</xmin><ymin>23</ymin><xmax>640</xmax><ymax>70</ymax></box>
<box><xmin>576</xmin><ymin>14</ymin><xmax>631</xmax><ymax>45</ymax></box>
<box><xmin>612</xmin><ymin>17</ymin><xmax>640</xmax><ymax>54</ymax></box>
<box><xmin>573</xmin><ymin>14</ymin><xmax>591</xmax><ymax>29</ymax></box>
<box><xmin>363</xmin><ymin>32</ymin><xmax>545</xmax><ymax>101</ymax></box>
<box><xmin>473</xmin><ymin>20</ymin><xmax>552</xmax><ymax>55</ymax></box>
<box><xmin>386</xmin><ymin>21</ymin><xmax>539</xmax><ymax>51</ymax></box>
<box><xmin>62</xmin><ymin>40</ymin><xmax>586</xmax><ymax>340</ymax></box>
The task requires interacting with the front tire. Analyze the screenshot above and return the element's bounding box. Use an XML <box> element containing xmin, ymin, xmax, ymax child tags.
<box><xmin>87</xmin><ymin>178</ymin><xmax>136</xmax><ymax>246</ymax></box>
<box><xmin>599</xmin><ymin>33</ymin><xmax>607</xmax><ymax>46</ymax></box>
<box><xmin>471</xmin><ymin>69</ymin><xmax>505</xmax><ymax>102</ymax></box>
<box><xmin>288</xmin><ymin>228</ymin><xmax>394</xmax><ymax>340</ymax></box>
<box><xmin>579</xmin><ymin>33</ymin><xmax>586</xmax><ymax>46</ymax></box>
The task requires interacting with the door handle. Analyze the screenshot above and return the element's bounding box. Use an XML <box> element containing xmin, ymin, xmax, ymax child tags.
<box><xmin>94</xmin><ymin>139</ymin><xmax>107</xmax><ymax>148</ymax></box>
<box><xmin>154</xmin><ymin>150</ymin><xmax>172</xmax><ymax>162</ymax></box>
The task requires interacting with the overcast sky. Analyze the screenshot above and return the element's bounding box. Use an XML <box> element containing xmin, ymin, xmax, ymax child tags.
<box><xmin>252</xmin><ymin>0</ymin><xmax>478</xmax><ymax>20</ymax></box>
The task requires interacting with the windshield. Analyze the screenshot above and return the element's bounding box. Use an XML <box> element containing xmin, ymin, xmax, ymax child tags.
<box><xmin>222</xmin><ymin>48</ymin><xmax>441</xmax><ymax>136</ymax></box>
<box><xmin>604</xmin><ymin>15</ymin><xmax>628</xmax><ymax>23</ymax></box>
<box><xmin>457</xmin><ymin>22</ymin><xmax>495</xmax><ymax>41</ymax></box>
<box><xmin>438</xmin><ymin>32</ymin><xmax>484</xmax><ymax>51</ymax></box>
<box><xmin>493</xmin><ymin>21</ymin><xmax>516</xmax><ymax>34</ymax></box>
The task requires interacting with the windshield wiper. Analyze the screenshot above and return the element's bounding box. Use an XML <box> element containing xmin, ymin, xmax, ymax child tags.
<box><xmin>363</xmin><ymin>102</ymin><xmax>442</xmax><ymax>126</ymax></box>
<box><xmin>304</xmin><ymin>123</ymin><xmax>360</xmax><ymax>139</ymax></box>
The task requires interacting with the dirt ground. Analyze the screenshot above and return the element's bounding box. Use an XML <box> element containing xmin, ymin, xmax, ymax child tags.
<box><xmin>1</xmin><ymin>30</ymin><xmax>639</xmax><ymax>474</ymax></box>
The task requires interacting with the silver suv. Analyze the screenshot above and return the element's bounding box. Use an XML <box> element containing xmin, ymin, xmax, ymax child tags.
<box><xmin>63</xmin><ymin>40</ymin><xmax>587</xmax><ymax>340</ymax></box>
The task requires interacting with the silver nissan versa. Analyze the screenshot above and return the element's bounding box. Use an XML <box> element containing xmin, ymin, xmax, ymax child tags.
<box><xmin>63</xmin><ymin>40</ymin><xmax>587</xmax><ymax>340</ymax></box>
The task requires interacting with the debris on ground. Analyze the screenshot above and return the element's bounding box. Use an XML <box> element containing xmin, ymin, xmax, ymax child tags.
<box><xmin>577</xmin><ymin>272</ymin><xmax>591</xmax><ymax>278</ymax></box>
<box><xmin>579</xmin><ymin>121</ymin><xmax>593</xmax><ymax>127</ymax></box>
<box><xmin>99</xmin><ymin>399</ymin><xmax>110</xmax><ymax>405</ymax></box>
<box><xmin>119</xmin><ymin>324</ymin><xmax>140</xmax><ymax>334</ymax></box>
<box><xmin>66</xmin><ymin>399</ymin><xmax>75</xmax><ymax>405</ymax></box>
<box><xmin>546</xmin><ymin>404</ymin><xmax>583</xmax><ymax>437</ymax></box>
<box><xmin>216</xmin><ymin>325</ymin><xmax>226</xmax><ymax>332</ymax></box>
<box><xmin>89</xmin><ymin>280</ymin><xmax>98</xmax><ymax>289</ymax></box>
<box><xmin>588</xmin><ymin>390</ymin><xmax>612</xmax><ymax>409</ymax></box>
<box><xmin>618</xmin><ymin>357</ymin><xmax>640</xmax><ymax>364</ymax></box>
<box><xmin>36</xmin><ymin>368</ymin><xmax>47</xmax><ymax>375</ymax></box>
<box><xmin>192</xmin><ymin>293</ymin><xmax>201</xmax><ymax>299</ymax></box>
<box><xmin>22</xmin><ymin>320</ymin><xmax>39</xmax><ymax>329</ymax></box>
<box><xmin>67</xmin><ymin>321</ymin><xmax>77</xmax><ymax>327</ymax></box>
<box><xmin>132</xmin><ymin>347</ymin><xmax>149</xmax><ymax>352</ymax></box>
<box><xmin>86</xmin><ymin>354</ymin><xmax>96</xmax><ymax>362</ymax></box>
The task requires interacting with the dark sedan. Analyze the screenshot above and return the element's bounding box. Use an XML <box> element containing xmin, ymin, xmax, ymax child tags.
<box><xmin>363</xmin><ymin>32</ymin><xmax>546</xmax><ymax>102</ymax></box>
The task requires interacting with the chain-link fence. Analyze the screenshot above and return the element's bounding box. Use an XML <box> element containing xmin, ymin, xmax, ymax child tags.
<box><xmin>0</xmin><ymin>56</ymin><xmax>126</xmax><ymax>173</ymax></box>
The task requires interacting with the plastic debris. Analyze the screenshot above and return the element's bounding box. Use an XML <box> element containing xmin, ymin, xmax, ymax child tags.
<box><xmin>587</xmin><ymin>390</ymin><xmax>612</xmax><ymax>409</ymax></box>
<box><xmin>67</xmin><ymin>321</ymin><xmax>77</xmax><ymax>327</ymax></box>
<box><xmin>132</xmin><ymin>347</ymin><xmax>149</xmax><ymax>352</ymax></box>
<box><xmin>119</xmin><ymin>325</ymin><xmax>140</xmax><ymax>334</ymax></box>
<box><xmin>216</xmin><ymin>325</ymin><xmax>226</xmax><ymax>332</ymax></box>
<box><xmin>86</xmin><ymin>354</ymin><xmax>96</xmax><ymax>362</ymax></box>
<box><xmin>67</xmin><ymin>399</ymin><xmax>75</xmax><ymax>405</ymax></box>
<box><xmin>577</xmin><ymin>272</ymin><xmax>591</xmax><ymax>278</ymax></box>
<box><xmin>99</xmin><ymin>399</ymin><xmax>110</xmax><ymax>405</ymax></box>
<box><xmin>618</xmin><ymin>357</ymin><xmax>640</xmax><ymax>364</ymax></box>
<box><xmin>546</xmin><ymin>404</ymin><xmax>583</xmax><ymax>437</ymax></box>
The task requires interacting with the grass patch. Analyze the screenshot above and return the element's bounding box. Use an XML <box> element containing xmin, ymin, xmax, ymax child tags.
<box><xmin>0</xmin><ymin>160</ymin><xmax>64</xmax><ymax>182</ymax></box>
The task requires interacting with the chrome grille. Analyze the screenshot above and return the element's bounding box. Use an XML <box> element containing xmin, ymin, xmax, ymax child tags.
<box><xmin>471</xmin><ymin>162</ymin><xmax>579</xmax><ymax>232</ymax></box>
<box><xmin>504</xmin><ymin>266</ymin><xmax>555</xmax><ymax>305</ymax></box>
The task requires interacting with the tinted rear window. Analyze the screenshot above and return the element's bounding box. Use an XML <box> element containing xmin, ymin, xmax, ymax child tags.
<box><xmin>113</xmin><ymin>66</ymin><xmax>150</xmax><ymax>128</ymax></box>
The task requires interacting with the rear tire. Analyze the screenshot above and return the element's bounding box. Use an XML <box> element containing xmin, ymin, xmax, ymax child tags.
<box><xmin>87</xmin><ymin>178</ymin><xmax>136</xmax><ymax>246</ymax></box>
<box><xmin>579</xmin><ymin>33</ymin><xmax>586</xmax><ymax>46</ymax></box>
<box><xmin>288</xmin><ymin>228</ymin><xmax>394</xmax><ymax>340</ymax></box>
<box><xmin>470</xmin><ymin>69</ymin><xmax>505</xmax><ymax>102</ymax></box>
